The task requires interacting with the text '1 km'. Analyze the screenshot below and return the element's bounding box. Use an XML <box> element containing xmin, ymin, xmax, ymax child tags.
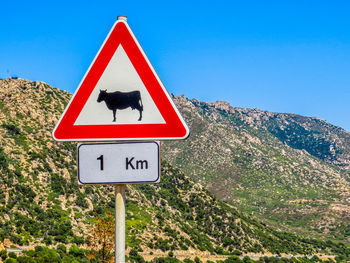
<box><xmin>96</xmin><ymin>155</ymin><xmax>149</xmax><ymax>171</ymax></box>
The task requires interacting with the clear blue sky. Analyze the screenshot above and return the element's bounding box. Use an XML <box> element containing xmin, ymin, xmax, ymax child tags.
<box><xmin>1</xmin><ymin>1</ymin><xmax>349</xmax><ymax>131</ymax></box>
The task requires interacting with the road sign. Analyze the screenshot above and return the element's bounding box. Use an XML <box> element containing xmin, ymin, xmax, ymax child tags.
<box><xmin>52</xmin><ymin>18</ymin><xmax>189</xmax><ymax>141</ymax></box>
<box><xmin>78</xmin><ymin>141</ymin><xmax>160</xmax><ymax>184</ymax></box>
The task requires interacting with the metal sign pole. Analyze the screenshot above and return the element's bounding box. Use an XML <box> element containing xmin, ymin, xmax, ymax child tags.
<box><xmin>115</xmin><ymin>184</ymin><xmax>126</xmax><ymax>263</ymax></box>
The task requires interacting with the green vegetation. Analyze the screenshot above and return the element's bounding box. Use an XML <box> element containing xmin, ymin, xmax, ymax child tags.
<box><xmin>0</xmin><ymin>245</ymin><xmax>89</xmax><ymax>262</ymax></box>
<box><xmin>133</xmin><ymin>162</ymin><xmax>350</xmax><ymax>259</ymax></box>
<box><xmin>163</xmin><ymin>96</ymin><xmax>350</xmax><ymax>243</ymax></box>
<box><xmin>0</xmin><ymin>248</ymin><xmax>340</xmax><ymax>263</ymax></box>
<box><xmin>267</xmin><ymin>121</ymin><xmax>341</xmax><ymax>161</ymax></box>
<box><xmin>0</xmin><ymin>78</ymin><xmax>349</xmax><ymax>261</ymax></box>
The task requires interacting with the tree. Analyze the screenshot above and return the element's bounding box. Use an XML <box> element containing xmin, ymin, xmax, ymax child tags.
<box><xmin>0</xmin><ymin>250</ymin><xmax>7</xmax><ymax>261</ymax></box>
<box><xmin>4</xmin><ymin>258</ymin><xmax>17</xmax><ymax>263</ymax></box>
<box><xmin>88</xmin><ymin>211</ymin><xmax>114</xmax><ymax>263</ymax></box>
<box><xmin>129</xmin><ymin>248</ymin><xmax>145</xmax><ymax>263</ymax></box>
<box><xmin>224</xmin><ymin>256</ymin><xmax>241</xmax><ymax>263</ymax></box>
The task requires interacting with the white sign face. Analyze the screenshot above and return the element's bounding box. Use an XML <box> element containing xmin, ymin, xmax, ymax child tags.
<box><xmin>78</xmin><ymin>142</ymin><xmax>160</xmax><ymax>184</ymax></box>
<box><xmin>74</xmin><ymin>45</ymin><xmax>166</xmax><ymax>125</ymax></box>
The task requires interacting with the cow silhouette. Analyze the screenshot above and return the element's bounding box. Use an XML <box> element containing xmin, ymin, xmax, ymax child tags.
<box><xmin>97</xmin><ymin>90</ymin><xmax>143</xmax><ymax>122</ymax></box>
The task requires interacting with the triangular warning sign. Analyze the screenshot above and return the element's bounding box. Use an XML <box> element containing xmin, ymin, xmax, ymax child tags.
<box><xmin>53</xmin><ymin>19</ymin><xmax>189</xmax><ymax>141</ymax></box>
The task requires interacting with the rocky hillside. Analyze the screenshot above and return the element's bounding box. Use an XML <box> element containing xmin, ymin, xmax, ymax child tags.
<box><xmin>0</xmin><ymin>78</ymin><xmax>349</xmax><ymax>260</ymax></box>
<box><xmin>163</xmin><ymin>96</ymin><xmax>350</xmax><ymax>242</ymax></box>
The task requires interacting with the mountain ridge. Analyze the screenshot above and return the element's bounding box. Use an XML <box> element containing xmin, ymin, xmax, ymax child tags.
<box><xmin>180</xmin><ymin>96</ymin><xmax>350</xmax><ymax>168</ymax></box>
<box><xmin>164</xmin><ymin>93</ymin><xmax>350</xmax><ymax>242</ymax></box>
<box><xmin>0</xmin><ymin>77</ymin><xmax>349</xmax><ymax>261</ymax></box>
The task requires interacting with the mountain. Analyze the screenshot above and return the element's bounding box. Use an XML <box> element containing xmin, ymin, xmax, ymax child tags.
<box><xmin>0</xmin><ymin>78</ymin><xmax>349</xmax><ymax>261</ymax></box>
<box><xmin>163</xmin><ymin>96</ymin><xmax>350</xmax><ymax>242</ymax></box>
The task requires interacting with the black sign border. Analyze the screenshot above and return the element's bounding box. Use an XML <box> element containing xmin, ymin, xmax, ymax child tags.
<box><xmin>77</xmin><ymin>141</ymin><xmax>160</xmax><ymax>185</ymax></box>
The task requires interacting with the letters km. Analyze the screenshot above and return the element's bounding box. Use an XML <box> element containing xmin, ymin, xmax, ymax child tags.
<box><xmin>126</xmin><ymin>157</ymin><xmax>148</xmax><ymax>170</ymax></box>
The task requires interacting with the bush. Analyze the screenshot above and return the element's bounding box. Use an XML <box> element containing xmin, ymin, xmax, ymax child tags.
<box><xmin>224</xmin><ymin>256</ymin><xmax>241</xmax><ymax>263</ymax></box>
<box><xmin>0</xmin><ymin>250</ymin><xmax>7</xmax><ymax>260</ymax></box>
<box><xmin>242</xmin><ymin>256</ymin><xmax>253</xmax><ymax>263</ymax></box>
<box><xmin>128</xmin><ymin>248</ymin><xmax>145</xmax><ymax>263</ymax></box>
<box><xmin>69</xmin><ymin>244</ymin><xmax>85</xmax><ymax>258</ymax></box>
<box><xmin>16</xmin><ymin>256</ymin><xmax>36</xmax><ymax>263</ymax></box>
<box><xmin>8</xmin><ymin>252</ymin><xmax>17</xmax><ymax>259</ymax></box>
<box><xmin>35</xmin><ymin>246</ymin><xmax>44</xmax><ymax>253</ymax></box>
<box><xmin>56</xmin><ymin>244</ymin><xmax>67</xmax><ymax>257</ymax></box>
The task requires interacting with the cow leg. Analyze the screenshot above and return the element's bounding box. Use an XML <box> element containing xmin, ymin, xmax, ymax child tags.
<box><xmin>138</xmin><ymin>109</ymin><xmax>142</xmax><ymax>121</ymax></box>
<box><xmin>113</xmin><ymin>109</ymin><xmax>116</xmax><ymax>122</ymax></box>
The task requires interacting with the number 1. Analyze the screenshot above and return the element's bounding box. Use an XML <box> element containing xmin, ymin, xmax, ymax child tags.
<box><xmin>97</xmin><ymin>155</ymin><xmax>104</xmax><ymax>170</ymax></box>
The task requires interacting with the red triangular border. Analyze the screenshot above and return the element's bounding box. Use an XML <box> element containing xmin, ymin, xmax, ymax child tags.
<box><xmin>53</xmin><ymin>20</ymin><xmax>189</xmax><ymax>141</ymax></box>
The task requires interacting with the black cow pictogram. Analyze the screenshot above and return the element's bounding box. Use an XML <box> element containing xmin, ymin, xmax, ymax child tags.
<box><xmin>97</xmin><ymin>90</ymin><xmax>143</xmax><ymax>122</ymax></box>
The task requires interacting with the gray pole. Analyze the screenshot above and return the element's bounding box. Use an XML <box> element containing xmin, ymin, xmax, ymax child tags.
<box><xmin>115</xmin><ymin>15</ymin><xmax>127</xmax><ymax>263</ymax></box>
<box><xmin>115</xmin><ymin>184</ymin><xmax>126</xmax><ymax>263</ymax></box>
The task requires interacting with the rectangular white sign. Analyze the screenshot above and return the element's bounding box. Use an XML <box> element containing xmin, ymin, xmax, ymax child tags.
<box><xmin>78</xmin><ymin>141</ymin><xmax>160</xmax><ymax>184</ymax></box>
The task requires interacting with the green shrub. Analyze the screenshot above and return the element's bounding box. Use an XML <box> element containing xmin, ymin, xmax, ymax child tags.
<box><xmin>224</xmin><ymin>255</ymin><xmax>241</xmax><ymax>263</ymax></box>
<box><xmin>8</xmin><ymin>252</ymin><xmax>17</xmax><ymax>259</ymax></box>
<box><xmin>0</xmin><ymin>250</ymin><xmax>7</xmax><ymax>260</ymax></box>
